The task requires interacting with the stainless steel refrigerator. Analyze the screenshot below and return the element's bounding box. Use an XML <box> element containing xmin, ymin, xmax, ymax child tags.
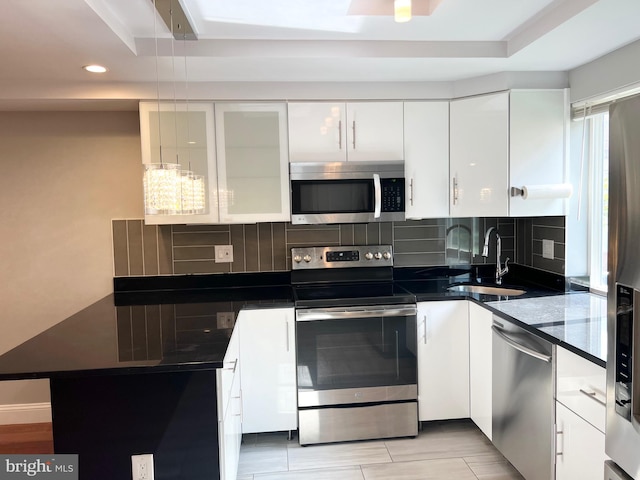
<box><xmin>607</xmin><ymin>93</ymin><xmax>640</xmax><ymax>480</ymax></box>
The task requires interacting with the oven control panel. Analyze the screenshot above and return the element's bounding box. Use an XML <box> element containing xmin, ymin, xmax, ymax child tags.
<box><xmin>292</xmin><ymin>245</ymin><xmax>393</xmax><ymax>269</ymax></box>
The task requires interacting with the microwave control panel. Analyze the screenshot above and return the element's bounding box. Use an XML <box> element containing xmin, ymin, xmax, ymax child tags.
<box><xmin>381</xmin><ymin>179</ymin><xmax>405</xmax><ymax>212</ymax></box>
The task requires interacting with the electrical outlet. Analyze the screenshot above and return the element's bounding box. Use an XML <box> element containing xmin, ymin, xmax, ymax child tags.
<box><xmin>217</xmin><ymin>311</ymin><xmax>235</xmax><ymax>329</ymax></box>
<box><xmin>132</xmin><ymin>454</ymin><xmax>154</xmax><ymax>480</ymax></box>
<box><xmin>542</xmin><ymin>239</ymin><xmax>554</xmax><ymax>259</ymax></box>
<box><xmin>215</xmin><ymin>245</ymin><xmax>234</xmax><ymax>263</ymax></box>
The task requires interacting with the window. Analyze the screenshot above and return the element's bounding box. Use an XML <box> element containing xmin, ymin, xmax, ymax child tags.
<box><xmin>586</xmin><ymin>112</ymin><xmax>609</xmax><ymax>292</ymax></box>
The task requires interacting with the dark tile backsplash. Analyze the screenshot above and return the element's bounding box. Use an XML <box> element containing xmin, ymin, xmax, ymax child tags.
<box><xmin>112</xmin><ymin>216</ymin><xmax>564</xmax><ymax>277</ymax></box>
<box><xmin>515</xmin><ymin>216</ymin><xmax>566</xmax><ymax>275</ymax></box>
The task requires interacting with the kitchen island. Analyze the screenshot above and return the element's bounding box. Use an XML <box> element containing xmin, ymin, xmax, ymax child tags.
<box><xmin>0</xmin><ymin>274</ymin><xmax>293</xmax><ymax>480</ymax></box>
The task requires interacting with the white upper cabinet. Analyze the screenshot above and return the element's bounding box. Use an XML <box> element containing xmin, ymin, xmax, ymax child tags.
<box><xmin>288</xmin><ymin>102</ymin><xmax>404</xmax><ymax>162</ymax></box>
<box><xmin>509</xmin><ymin>89</ymin><xmax>569</xmax><ymax>217</ymax></box>
<box><xmin>346</xmin><ymin>102</ymin><xmax>404</xmax><ymax>161</ymax></box>
<box><xmin>287</xmin><ymin>102</ymin><xmax>346</xmax><ymax>162</ymax></box>
<box><xmin>450</xmin><ymin>91</ymin><xmax>510</xmax><ymax>218</ymax></box>
<box><xmin>215</xmin><ymin>103</ymin><xmax>291</xmax><ymax>223</ymax></box>
<box><xmin>139</xmin><ymin>102</ymin><xmax>219</xmax><ymax>225</ymax></box>
<box><xmin>450</xmin><ymin>89</ymin><xmax>568</xmax><ymax>218</ymax></box>
<box><xmin>404</xmin><ymin>101</ymin><xmax>450</xmax><ymax>219</ymax></box>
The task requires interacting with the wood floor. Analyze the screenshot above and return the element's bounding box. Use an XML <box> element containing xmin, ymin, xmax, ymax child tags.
<box><xmin>0</xmin><ymin>422</ymin><xmax>54</xmax><ymax>454</ymax></box>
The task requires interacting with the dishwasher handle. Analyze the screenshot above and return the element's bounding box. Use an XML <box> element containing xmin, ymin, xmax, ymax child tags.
<box><xmin>492</xmin><ymin>325</ymin><xmax>552</xmax><ymax>363</ymax></box>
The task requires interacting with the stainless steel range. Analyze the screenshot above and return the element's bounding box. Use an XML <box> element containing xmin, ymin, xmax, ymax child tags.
<box><xmin>292</xmin><ymin>245</ymin><xmax>418</xmax><ymax>446</ymax></box>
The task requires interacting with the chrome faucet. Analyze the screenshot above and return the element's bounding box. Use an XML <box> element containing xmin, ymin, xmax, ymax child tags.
<box><xmin>482</xmin><ymin>227</ymin><xmax>510</xmax><ymax>285</ymax></box>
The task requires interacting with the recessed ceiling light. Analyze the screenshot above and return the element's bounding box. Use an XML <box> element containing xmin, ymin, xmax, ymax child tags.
<box><xmin>83</xmin><ymin>65</ymin><xmax>108</xmax><ymax>73</ymax></box>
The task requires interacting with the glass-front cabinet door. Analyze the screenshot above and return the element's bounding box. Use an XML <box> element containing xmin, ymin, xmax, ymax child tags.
<box><xmin>215</xmin><ymin>103</ymin><xmax>291</xmax><ymax>223</ymax></box>
<box><xmin>139</xmin><ymin>102</ymin><xmax>218</xmax><ymax>224</ymax></box>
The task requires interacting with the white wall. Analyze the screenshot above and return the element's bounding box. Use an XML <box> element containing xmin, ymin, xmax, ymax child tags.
<box><xmin>569</xmin><ymin>38</ymin><xmax>640</xmax><ymax>103</ymax></box>
<box><xmin>0</xmin><ymin>111</ymin><xmax>143</xmax><ymax>405</ymax></box>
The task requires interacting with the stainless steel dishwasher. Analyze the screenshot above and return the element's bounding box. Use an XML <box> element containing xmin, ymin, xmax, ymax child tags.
<box><xmin>492</xmin><ymin>316</ymin><xmax>555</xmax><ymax>480</ymax></box>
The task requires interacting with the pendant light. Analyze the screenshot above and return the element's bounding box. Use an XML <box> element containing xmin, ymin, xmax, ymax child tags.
<box><xmin>178</xmin><ymin>23</ymin><xmax>205</xmax><ymax>214</ymax></box>
<box><xmin>394</xmin><ymin>0</ymin><xmax>412</xmax><ymax>22</ymax></box>
<box><xmin>143</xmin><ymin>0</ymin><xmax>204</xmax><ymax>215</ymax></box>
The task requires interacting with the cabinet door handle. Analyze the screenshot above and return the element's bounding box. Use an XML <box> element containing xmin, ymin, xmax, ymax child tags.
<box><xmin>285</xmin><ymin>321</ymin><xmax>290</xmax><ymax>352</ymax></box>
<box><xmin>352</xmin><ymin>120</ymin><xmax>356</xmax><ymax>149</ymax></box>
<box><xmin>452</xmin><ymin>177</ymin><xmax>459</xmax><ymax>205</ymax></box>
<box><xmin>580</xmin><ymin>388</ymin><xmax>606</xmax><ymax>406</ymax></box>
<box><xmin>556</xmin><ymin>427</ymin><xmax>564</xmax><ymax>457</ymax></box>
<box><xmin>410</xmin><ymin>179</ymin><xmax>414</xmax><ymax>206</ymax></box>
<box><xmin>224</xmin><ymin>359</ymin><xmax>238</xmax><ymax>373</ymax></box>
<box><xmin>423</xmin><ymin>315</ymin><xmax>428</xmax><ymax>344</ymax></box>
<box><xmin>338</xmin><ymin>120</ymin><xmax>342</xmax><ymax>150</ymax></box>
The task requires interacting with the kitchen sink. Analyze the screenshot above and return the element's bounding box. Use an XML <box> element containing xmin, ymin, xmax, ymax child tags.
<box><xmin>446</xmin><ymin>285</ymin><xmax>526</xmax><ymax>296</ymax></box>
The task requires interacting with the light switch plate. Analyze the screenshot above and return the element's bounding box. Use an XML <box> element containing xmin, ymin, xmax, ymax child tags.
<box><xmin>215</xmin><ymin>245</ymin><xmax>234</xmax><ymax>263</ymax></box>
<box><xmin>217</xmin><ymin>312</ymin><xmax>235</xmax><ymax>329</ymax></box>
<box><xmin>542</xmin><ymin>239</ymin><xmax>554</xmax><ymax>259</ymax></box>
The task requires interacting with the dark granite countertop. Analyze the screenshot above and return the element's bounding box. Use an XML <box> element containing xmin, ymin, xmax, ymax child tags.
<box><xmin>483</xmin><ymin>292</ymin><xmax>607</xmax><ymax>367</ymax></box>
<box><xmin>0</xmin><ymin>265</ymin><xmax>605</xmax><ymax>380</ymax></box>
<box><xmin>0</xmin><ymin>284</ymin><xmax>294</xmax><ymax>380</ymax></box>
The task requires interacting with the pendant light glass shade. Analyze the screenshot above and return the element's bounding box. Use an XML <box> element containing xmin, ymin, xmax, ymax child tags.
<box><xmin>143</xmin><ymin>163</ymin><xmax>182</xmax><ymax>214</ymax></box>
<box><xmin>180</xmin><ymin>171</ymin><xmax>206</xmax><ymax>214</ymax></box>
<box><xmin>394</xmin><ymin>0</ymin><xmax>412</xmax><ymax>22</ymax></box>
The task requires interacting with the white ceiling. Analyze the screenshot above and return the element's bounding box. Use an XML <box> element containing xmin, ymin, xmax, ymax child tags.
<box><xmin>0</xmin><ymin>0</ymin><xmax>639</xmax><ymax>109</ymax></box>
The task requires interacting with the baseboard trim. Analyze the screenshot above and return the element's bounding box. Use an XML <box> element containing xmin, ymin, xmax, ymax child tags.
<box><xmin>0</xmin><ymin>403</ymin><xmax>52</xmax><ymax>425</ymax></box>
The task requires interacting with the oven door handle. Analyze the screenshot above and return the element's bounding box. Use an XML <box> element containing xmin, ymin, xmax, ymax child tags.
<box><xmin>296</xmin><ymin>305</ymin><xmax>417</xmax><ymax>321</ymax></box>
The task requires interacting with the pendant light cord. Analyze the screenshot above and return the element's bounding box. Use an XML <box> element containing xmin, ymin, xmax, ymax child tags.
<box><xmin>184</xmin><ymin>32</ymin><xmax>192</xmax><ymax>171</ymax></box>
<box><xmin>153</xmin><ymin>0</ymin><xmax>163</xmax><ymax>165</ymax></box>
<box><xmin>170</xmin><ymin>2</ymin><xmax>179</xmax><ymax>166</ymax></box>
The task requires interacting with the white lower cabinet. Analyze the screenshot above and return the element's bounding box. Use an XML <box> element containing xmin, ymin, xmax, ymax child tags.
<box><xmin>217</xmin><ymin>325</ymin><xmax>241</xmax><ymax>480</ymax></box>
<box><xmin>556</xmin><ymin>401</ymin><xmax>606</xmax><ymax>480</ymax></box>
<box><xmin>555</xmin><ymin>346</ymin><xmax>607</xmax><ymax>480</ymax></box>
<box><xmin>468</xmin><ymin>302</ymin><xmax>493</xmax><ymax>440</ymax></box>
<box><xmin>239</xmin><ymin>307</ymin><xmax>297</xmax><ymax>433</ymax></box>
<box><xmin>417</xmin><ymin>301</ymin><xmax>469</xmax><ymax>421</ymax></box>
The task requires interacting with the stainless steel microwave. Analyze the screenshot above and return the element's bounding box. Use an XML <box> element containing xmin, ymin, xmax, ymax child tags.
<box><xmin>290</xmin><ymin>161</ymin><xmax>405</xmax><ymax>225</ymax></box>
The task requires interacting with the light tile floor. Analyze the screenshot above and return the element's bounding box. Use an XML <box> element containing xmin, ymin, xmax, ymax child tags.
<box><xmin>237</xmin><ymin>420</ymin><xmax>524</xmax><ymax>480</ymax></box>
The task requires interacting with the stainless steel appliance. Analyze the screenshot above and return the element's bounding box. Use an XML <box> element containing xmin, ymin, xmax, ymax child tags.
<box><xmin>492</xmin><ymin>316</ymin><xmax>555</xmax><ymax>480</ymax></box>
<box><xmin>292</xmin><ymin>245</ymin><xmax>418</xmax><ymax>445</ymax></box>
<box><xmin>289</xmin><ymin>161</ymin><xmax>405</xmax><ymax>224</ymax></box>
<box><xmin>607</xmin><ymin>94</ymin><xmax>640</xmax><ymax>479</ymax></box>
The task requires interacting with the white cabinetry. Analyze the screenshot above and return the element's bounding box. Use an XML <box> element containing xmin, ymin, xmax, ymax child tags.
<box><xmin>217</xmin><ymin>325</ymin><xmax>241</xmax><ymax>480</ymax></box>
<box><xmin>468</xmin><ymin>302</ymin><xmax>493</xmax><ymax>440</ymax></box>
<box><xmin>215</xmin><ymin>103</ymin><xmax>291</xmax><ymax>223</ymax></box>
<box><xmin>556</xmin><ymin>402</ymin><xmax>606</xmax><ymax>480</ymax></box>
<box><xmin>556</xmin><ymin>346</ymin><xmax>606</xmax><ymax>432</ymax></box>
<box><xmin>450</xmin><ymin>90</ymin><xmax>568</xmax><ymax>218</ymax></box>
<box><xmin>555</xmin><ymin>346</ymin><xmax>607</xmax><ymax>480</ymax></box>
<box><xmin>417</xmin><ymin>301</ymin><xmax>469</xmax><ymax>421</ymax></box>
<box><xmin>509</xmin><ymin>89</ymin><xmax>568</xmax><ymax>217</ymax></box>
<box><xmin>239</xmin><ymin>307</ymin><xmax>297</xmax><ymax>433</ymax></box>
<box><xmin>450</xmin><ymin>91</ymin><xmax>509</xmax><ymax>217</ymax></box>
<box><xmin>139</xmin><ymin>102</ymin><xmax>219</xmax><ymax>225</ymax></box>
<box><xmin>404</xmin><ymin>101</ymin><xmax>450</xmax><ymax>219</ymax></box>
<box><xmin>288</xmin><ymin>102</ymin><xmax>404</xmax><ymax>162</ymax></box>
